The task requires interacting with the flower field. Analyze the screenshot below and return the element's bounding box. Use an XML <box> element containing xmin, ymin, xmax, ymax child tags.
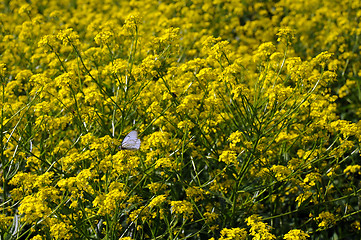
<box><xmin>1</xmin><ymin>0</ymin><xmax>361</xmax><ymax>239</ymax></box>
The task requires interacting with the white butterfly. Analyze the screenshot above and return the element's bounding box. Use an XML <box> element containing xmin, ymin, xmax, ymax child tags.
<box><xmin>120</xmin><ymin>130</ymin><xmax>141</xmax><ymax>150</ymax></box>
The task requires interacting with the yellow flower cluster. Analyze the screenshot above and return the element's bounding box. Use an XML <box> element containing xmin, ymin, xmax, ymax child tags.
<box><xmin>1</xmin><ymin>0</ymin><xmax>360</xmax><ymax>239</ymax></box>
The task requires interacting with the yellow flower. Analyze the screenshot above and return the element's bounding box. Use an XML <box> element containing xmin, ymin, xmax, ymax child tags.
<box><xmin>147</xmin><ymin>182</ymin><xmax>168</xmax><ymax>194</ymax></box>
<box><xmin>149</xmin><ymin>195</ymin><xmax>167</xmax><ymax>208</ymax></box>
<box><xmin>202</xmin><ymin>36</ymin><xmax>230</xmax><ymax>61</ymax></box>
<box><xmin>276</xmin><ymin>27</ymin><xmax>296</xmax><ymax>44</ymax></box>
<box><xmin>344</xmin><ymin>165</ymin><xmax>361</xmax><ymax>176</ymax></box>
<box><xmin>38</xmin><ymin>34</ymin><xmax>59</xmax><ymax>50</ymax></box>
<box><xmin>0</xmin><ymin>62</ymin><xmax>6</xmax><ymax>76</ymax></box>
<box><xmin>315</xmin><ymin>211</ymin><xmax>336</xmax><ymax>228</ymax></box>
<box><xmin>219</xmin><ymin>227</ymin><xmax>247</xmax><ymax>240</ymax></box>
<box><xmin>112</xmin><ymin>58</ymin><xmax>128</xmax><ymax>74</ymax></box>
<box><xmin>50</xmin><ymin>221</ymin><xmax>72</xmax><ymax>240</ymax></box>
<box><xmin>155</xmin><ymin>157</ymin><xmax>175</xmax><ymax>169</ymax></box>
<box><xmin>56</xmin><ymin>28</ymin><xmax>80</xmax><ymax>46</ymax></box>
<box><xmin>170</xmin><ymin>200</ymin><xmax>194</xmax><ymax>220</ymax></box>
<box><xmin>246</xmin><ymin>215</ymin><xmax>276</xmax><ymax>240</ymax></box>
<box><xmin>219</xmin><ymin>150</ymin><xmax>238</xmax><ymax>166</ymax></box>
<box><xmin>0</xmin><ymin>214</ymin><xmax>13</xmax><ymax>229</ymax></box>
<box><xmin>54</xmin><ymin>72</ymin><xmax>77</xmax><ymax>87</ymax></box>
<box><xmin>186</xmin><ymin>186</ymin><xmax>207</xmax><ymax>202</ymax></box>
<box><xmin>94</xmin><ymin>30</ymin><xmax>113</xmax><ymax>45</ymax></box>
<box><xmin>123</xmin><ymin>14</ymin><xmax>142</xmax><ymax>34</ymax></box>
<box><xmin>30</xmin><ymin>235</ymin><xmax>44</xmax><ymax>240</ymax></box>
<box><xmin>145</xmin><ymin>131</ymin><xmax>172</xmax><ymax>149</ymax></box>
<box><xmin>254</xmin><ymin>42</ymin><xmax>276</xmax><ymax>62</ymax></box>
<box><xmin>270</xmin><ymin>165</ymin><xmax>292</xmax><ymax>181</ymax></box>
<box><xmin>18</xmin><ymin>195</ymin><xmax>52</xmax><ymax>223</ymax></box>
<box><xmin>312</xmin><ymin>51</ymin><xmax>333</xmax><ymax>68</ymax></box>
<box><xmin>303</xmin><ymin>172</ymin><xmax>321</xmax><ymax>187</ymax></box>
<box><xmin>204</xmin><ymin>211</ymin><xmax>219</xmax><ymax>224</ymax></box>
<box><xmin>295</xmin><ymin>189</ymin><xmax>313</xmax><ymax>207</ymax></box>
<box><xmin>283</xmin><ymin>229</ymin><xmax>310</xmax><ymax>240</ymax></box>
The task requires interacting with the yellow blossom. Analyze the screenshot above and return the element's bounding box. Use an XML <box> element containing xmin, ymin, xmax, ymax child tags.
<box><xmin>283</xmin><ymin>229</ymin><xmax>310</xmax><ymax>240</ymax></box>
<box><xmin>170</xmin><ymin>200</ymin><xmax>194</xmax><ymax>220</ymax></box>
<box><xmin>315</xmin><ymin>211</ymin><xmax>336</xmax><ymax>228</ymax></box>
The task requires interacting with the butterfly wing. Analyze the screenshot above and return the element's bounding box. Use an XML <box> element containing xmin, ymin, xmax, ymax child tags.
<box><xmin>121</xmin><ymin>130</ymin><xmax>141</xmax><ymax>150</ymax></box>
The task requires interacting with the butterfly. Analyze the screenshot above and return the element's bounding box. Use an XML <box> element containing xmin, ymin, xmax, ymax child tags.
<box><xmin>120</xmin><ymin>130</ymin><xmax>141</xmax><ymax>150</ymax></box>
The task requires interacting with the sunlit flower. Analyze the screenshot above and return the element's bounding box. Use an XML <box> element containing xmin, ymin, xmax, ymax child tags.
<box><xmin>219</xmin><ymin>227</ymin><xmax>247</xmax><ymax>240</ymax></box>
<box><xmin>170</xmin><ymin>200</ymin><xmax>194</xmax><ymax>220</ymax></box>
<box><xmin>283</xmin><ymin>229</ymin><xmax>310</xmax><ymax>240</ymax></box>
<box><xmin>315</xmin><ymin>211</ymin><xmax>336</xmax><ymax>228</ymax></box>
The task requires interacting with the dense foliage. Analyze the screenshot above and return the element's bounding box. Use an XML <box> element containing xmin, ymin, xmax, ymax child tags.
<box><xmin>1</xmin><ymin>0</ymin><xmax>361</xmax><ymax>239</ymax></box>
